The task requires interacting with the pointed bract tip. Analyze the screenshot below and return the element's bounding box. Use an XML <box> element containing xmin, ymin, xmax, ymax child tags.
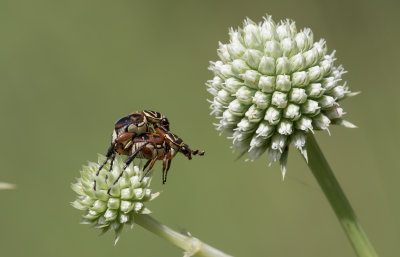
<box><xmin>333</xmin><ymin>119</ymin><xmax>358</xmax><ymax>128</ymax></box>
<box><xmin>301</xmin><ymin>149</ymin><xmax>308</xmax><ymax>163</ymax></box>
<box><xmin>281</xmin><ymin>168</ymin><xmax>286</xmax><ymax>181</ymax></box>
<box><xmin>346</xmin><ymin>91</ymin><xmax>361</xmax><ymax>98</ymax></box>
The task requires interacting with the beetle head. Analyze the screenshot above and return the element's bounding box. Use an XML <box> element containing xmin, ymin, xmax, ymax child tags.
<box><xmin>179</xmin><ymin>144</ymin><xmax>192</xmax><ymax>160</ymax></box>
<box><xmin>161</xmin><ymin>116</ymin><xmax>170</xmax><ymax>131</ymax></box>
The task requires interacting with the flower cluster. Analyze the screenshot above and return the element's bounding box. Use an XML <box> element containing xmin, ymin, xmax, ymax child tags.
<box><xmin>71</xmin><ymin>155</ymin><xmax>160</xmax><ymax>244</ymax></box>
<box><xmin>207</xmin><ymin>15</ymin><xmax>357</xmax><ymax>177</ymax></box>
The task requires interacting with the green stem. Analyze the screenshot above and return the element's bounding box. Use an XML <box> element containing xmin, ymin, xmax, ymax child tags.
<box><xmin>134</xmin><ymin>214</ymin><xmax>233</xmax><ymax>257</ymax></box>
<box><xmin>0</xmin><ymin>182</ymin><xmax>16</xmax><ymax>190</ymax></box>
<box><xmin>305</xmin><ymin>134</ymin><xmax>378</xmax><ymax>257</ymax></box>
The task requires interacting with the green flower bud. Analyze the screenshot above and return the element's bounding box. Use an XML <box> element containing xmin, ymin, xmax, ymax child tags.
<box><xmin>224</xmin><ymin>77</ymin><xmax>244</xmax><ymax>94</ymax></box>
<box><xmin>277</xmin><ymin>120</ymin><xmax>293</xmax><ymax>135</ymax></box>
<box><xmin>231</xmin><ymin>59</ymin><xmax>250</xmax><ymax>75</ymax></box>
<box><xmin>283</xmin><ymin>104</ymin><xmax>301</xmax><ymax>120</ymax></box>
<box><xmin>280</xmin><ymin>38</ymin><xmax>297</xmax><ymax>57</ymax></box>
<box><xmin>317</xmin><ymin>95</ymin><xmax>336</xmax><ymax>109</ymax></box>
<box><xmin>252</xmin><ymin>91</ymin><xmax>271</xmax><ymax>109</ymax></box>
<box><xmin>321</xmin><ymin>76</ymin><xmax>339</xmax><ymax>91</ymax></box>
<box><xmin>270</xmin><ymin>134</ymin><xmax>287</xmax><ymax>152</ymax></box>
<box><xmin>289</xmin><ymin>88</ymin><xmax>307</xmax><ymax>104</ymax></box>
<box><xmin>295</xmin><ymin>28</ymin><xmax>313</xmax><ymax>52</ymax></box>
<box><xmin>304</xmin><ymin>48</ymin><xmax>319</xmax><ymax>68</ymax></box>
<box><xmin>207</xmin><ymin>14</ymin><xmax>357</xmax><ymax>177</ymax></box>
<box><xmin>295</xmin><ymin>116</ymin><xmax>314</xmax><ymax>132</ymax></box>
<box><xmin>206</xmin><ymin>76</ymin><xmax>223</xmax><ymax>96</ymax></box>
<box><xmin>324</xmin><ymin>106</ymin><xmax>345</xmax><ymax>119</ymax></box>
<box><xmin>216</xmin><ymin>89</ymin><xmax>234</xmax><ymax>105</ymax></box>
<box><xmin>243</xmin><ymin>49</ymin><xmax>263</xmax><ymax>69</ymax></box>
<box><xmin>332</xmin><ymin>65</ymin><xmax>347</xmax><ymax>80</ymax></box>
<box><xmin>243</xmin><ymin>20</ymin><xmax>262</xmax><ymax>49</ymax></box>
<box><xmin>276</xmin><ymin>57</ymin><xmax>291</xmax><ymax>74</ymax></box>
<box><xmin>290</xmin><ymin>131</ymin><xmax>308</xmax><ymax>160</ymax></box>
<box><xmin>260</xmin><ymin>16</ymin><xmax>278</xmax><ymax>41</ymax></box>
<box><xmin>308</xmin><ymin>66</ymin><xmax>325</xmax><ymax>82</ymax></box>
<box><xmin>236</xmin><ymin>118</ymin><xmax>256</xmax><ymax>133</ymax></box>
<box><xmin>228</xmin><ymin>99</ymin><xmax>249</xmax><ymax>115</ymax></box>
<box><xmin>306</xmin><ymin>83</ymin><xmax>325</xmax><ymax>98</ymax></box>
<box><xmin>222</xmin><ymin>109</ymin><xmax>242</xmax><ymax>124</ymax></box>
<box><xmin>241</xmin><ymin>70</ymin><xmax>262</xmax><ymax>89</ymax></box>
<box><xmin>276</xmin><ymin>75</ymin><xmax>291</xmax><ymax>92</ymax></box>
<box><xmin>328</xmin><ymin>84</ymin><xmax>348</xmax><ymax>100</ymax></box>
<box><xmin>276</xmin><ymin>21</ymin><xmax>296</xmax><ymax>40</ymax></box>
<box><xmin>290</xmin><ymin>53</ymin><xmax>306</xmax><ymax>72</ymax></box>
<box><xmin>245</xmin><ymin>104</ymin><xmax>265</xmax><ymax>122</ymax></box>
<box><xmin>248</xmin><ymin>136</ymin><xmax>269</xmax><ymax>160</ymax></box>
<box><xmin>72</xmin><ymin>155</ymin><xmax>159</xmax><ymax>244</ymax></box>
<box><xmin>301</xmin><ymin>99</ymin><xmax>320</xmax><ymax>115</ymax></box>
<box><xmin>258</xmin><ymin>56</ymin><xmax>275</xmax><ymax>75</ymax></box>
<box><xmin>320</xmin><ymin>52</ymin><xmax>335</xmax><ymax>74</ymax></box>
<box><xmin>313</xmin><ymin>113</ymin><xmax>331</xmax><ymax>131</ymax></box>
<box><xmin>258</xmin><ymin>75</ymin><xmax>276</xmax><ymax>93</ymax></box>
<box><xmin>236</xmin><ymin>86</ymin><xmax>257</xmax><ymax>104</ymax></box>
<box><xmin>209</xmin><ymin>98</ymin><xmax>224</xmax><ymax>116</ymax></box>
<box><xmin>264</xmin><ymin>106</ymin><xmax>281</xmax><ymax>125</ymax></box>
<box><xmin>314</xmin><ymin>39</ymin><xmax>328</xmax><ymax>59</ymax></box>
<box><xmin>217</xmin><ymin>42</ymin><xmax>232</xmax><ymax>63</ymax></box>
<box><xmin>249</xmin><ymin>135</ymin><xmax>268</xmax><ymax>150</ymax></box>
<box><xmin>206</xmin><ymin>86</ymin><xmax>218</xmax><ymax>97</ymax></box>
<box><xmin>290</xmin><ymin>131</ymin><xmax>306</xmax><ymax>150</ymax></box>
<box><xmin>227</xmin><ymin>42</ymin><xmax>245</xmax><ymax>59</ymax></box>
<box><xmin>255</xmin><ymin>121</ymin><xmax>275</xmax><ymax>138</ymax></box>
<box><xmin>210</xmin><ymin>61</ymin><xmax>234</xmax><ymax>79</ymax></box>
<box><xmin>292</xmin><ymin>71</ymin><xmax>310</xmax><ymax>87</ymax></box>
<box><xmin>264</xmin><ymin>40</ymin><xmax>282</xmax><ymax>59</ymax></box>
<box><xmin>271</xmin><ymin>91</ymin><xmax>288</xmax><ymax>108</ymax></box>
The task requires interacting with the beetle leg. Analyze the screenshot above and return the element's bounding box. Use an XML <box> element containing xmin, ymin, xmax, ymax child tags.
<box><xmin>108</xmin><ymin>143</ymin><xmax>150</xmax><ymax>194</ymax></box>
<box><xmin>95</xmin><ymin>143</ymin><xmax>115</xmax><ymax>190</ymax></box>
<box><xmin>140</xmin><ymin>157</ymin><xmax>158</xmax><ymax>182</ymax></box>
<box><xmin>115</xmin><ymin>132</ymin><xmax>135</xmax><ymax>144</ymax></box>
<box><xmin>162</xmin><ymin>155</ymin><xmax>167</xmax><ymax>184</ymax></box>
<box><xmin>96</xmin><ymin>143</ymin><xmax>114</xmax><ymax>176</ymax></box>
<box><xmin>143</xmin><ymin>159</ymin><xmax>152</xmax><ymax>171</ymax></box>
<box><xmin>108</xmin><ymin>152</ymin><xmax>116</xmax><ymax>171</ymax></box>
<box><xmin>166</xmin><ymin>159</ymin><xmax>172</xmax><ymax>172</ymax></box>
<box><xmin>165</xmin><ymin>159</ymin><xmax>172</xmax><ymax>183</ymax></box>
<box><xmin>123</xmin><ymin>142</ymin><xmax>150</xmax><ymax>170</ymax></box>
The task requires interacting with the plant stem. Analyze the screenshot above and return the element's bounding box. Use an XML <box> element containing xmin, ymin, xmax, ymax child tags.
<box><xmin>134</xmin><ymin>214</ymin><xmax>233</xmax><ymax>257</ymax></box>
<box><xmin>0</xmin><ymin>182</ymin><xmax>16</xmax><ymax>190</ymax></box>
<box><xmin>305</xmin><ymin>134</ymin><xmax>378</xmax><ymax>257</ymax></box>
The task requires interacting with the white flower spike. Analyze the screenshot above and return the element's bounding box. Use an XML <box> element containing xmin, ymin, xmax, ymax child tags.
<box><xmin>206</xmin><ymin>14</ymin><xmax>357</xmax><ymax>178</ymax></box>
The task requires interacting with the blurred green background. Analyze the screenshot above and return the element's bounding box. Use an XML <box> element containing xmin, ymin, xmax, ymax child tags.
<box><xmin>0</xmin><ymin>0</ymin><xmax>399</xmax><ymax>256</ymax></box>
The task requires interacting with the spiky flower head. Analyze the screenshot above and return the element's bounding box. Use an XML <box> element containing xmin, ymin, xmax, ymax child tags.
<box><xmin>207</xmin><ymin>14</ymin><xmax>358</xmax><ymax>177</ymax></box>
<box><xmin>71</xmin><ymin>155</ymin><xmax>160</xmax><ymax>244</ymax></box>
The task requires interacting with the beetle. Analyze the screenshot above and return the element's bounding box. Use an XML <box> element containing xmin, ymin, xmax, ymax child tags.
<box><xmin>106</xmin><ymin>129</ymin><xmax>204</xmax><ymax>192</ymax></box>
<box><xmin>96</xmin><ymin>110</ymin><xmax>170</xmax><ymax>176</ymax></box>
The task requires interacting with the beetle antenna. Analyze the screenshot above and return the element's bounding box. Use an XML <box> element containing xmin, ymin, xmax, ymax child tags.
<box><xmin>192</xmin><ymin>150</ymin><xmax>205</xmax><ymax>156</ymax></box>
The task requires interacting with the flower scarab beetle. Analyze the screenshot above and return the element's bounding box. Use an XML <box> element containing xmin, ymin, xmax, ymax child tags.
<box><xmin>96</xmin><ymin>110</ymin><xmax>170</xmax><ymax>178</ymax></box>
<box><xmin>108</xmin><ymin>126</ymin><xmax>204</xmax><ymax>191</ymax></box>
